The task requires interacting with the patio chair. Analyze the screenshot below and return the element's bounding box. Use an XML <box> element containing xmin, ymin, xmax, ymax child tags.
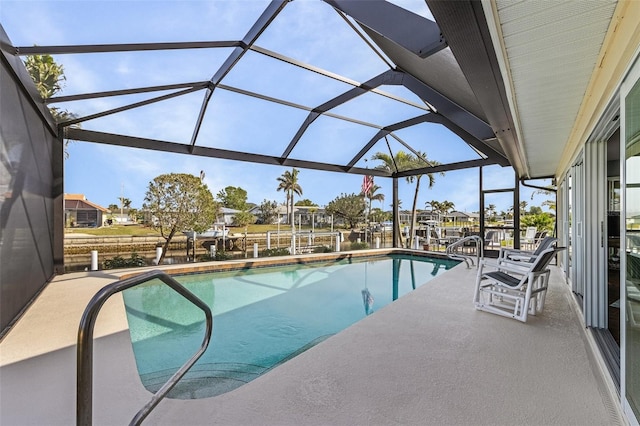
<box><xmin>628</xmin><ymin>281</ymin><xmax>640</xmax><ymax>330</ymax></box>
<box><xmin>497</xmin><ymin>236</ymin><xmax>557</xmax><ymax>265</ymax></box>
<box><xmin>521</xmin><ymin>226</ymin><xmax>537</xmax><ymax>249</ymax></box>
<box><xmin>484</xmin><ymin>230</ymin><xmax>497</xmax><ymax>249</ymax></box>
<box><xmin>473</xmin><ymin>246</ymin><xmax>557</xmax><ymax>322</ymax></box>
<box><xmin>462</xmin><ymin>231</ymin><xmax>481</xmax><ymax>254</ymax></box>
<box><xmin>533</xmin><ymin>230</ymin><xmax>548</xmax><ymax>247</ymax></box>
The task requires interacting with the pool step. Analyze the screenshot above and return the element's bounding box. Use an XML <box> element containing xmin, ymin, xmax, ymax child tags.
<box><xmin>139</xmin><ymin>335</ymin><xmax>335</xmax><ymax>399</ymax></box>
<box><xmin>141</xmin><ymin>362</ymin><xmax>268</xmax><ymax>399</ymax></box>
<box><xmin>266</xmin><ymin>334</ymin><xmax>334</xmax><ymax>372</ymax></box>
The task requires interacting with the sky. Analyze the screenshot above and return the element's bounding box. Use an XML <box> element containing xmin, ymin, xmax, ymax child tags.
<box><xmin>1</xmin><ymin>0</ymin><xmax>553</xmax><ymax>215</ymax></box>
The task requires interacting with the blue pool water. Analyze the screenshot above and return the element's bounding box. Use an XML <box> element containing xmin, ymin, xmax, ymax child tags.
<box><xmin>122</xmin><ymin>254</ymin><xmax>457</xmax><ymax>399</ymax></box>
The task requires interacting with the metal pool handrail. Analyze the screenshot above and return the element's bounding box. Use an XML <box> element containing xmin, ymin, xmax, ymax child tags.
<box><xmin>77</xmin><ymin>270</ymin><xmax>213</xmax><ymax>426</ymax></box>
<box><xmin>445</xmin><ymin>235</ymin><xmax>483</xmax><ymax>268</ymax></box>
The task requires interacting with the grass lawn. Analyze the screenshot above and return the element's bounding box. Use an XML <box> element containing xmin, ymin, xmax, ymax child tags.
<box><xmin>65</xmin><ymin>225</ymin><xmax>161</xmax><ymax>236</ymax></box>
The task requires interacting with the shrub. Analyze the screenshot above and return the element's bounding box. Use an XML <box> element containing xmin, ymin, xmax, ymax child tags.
<box><xmin>198</xmin><ymin>250</ymin><xmax>233</xmax><ymax>261</ymax></box>
<box><xmin>520</xmin><ymin>212</ymin><xmax>555</xmax><ymax>232</ymax></box>
<box><xmin>103</xmin><ymin>252</ymin><xmax>146</xmax><ymax>269</ymax></box>
<box><xmin>261</xmin><ymin>247</ymin><xmax>291</xmax><ymax>257</ymax></box>
<box><xmin>312</xmin><ymin>245</ymin><xmax>333</xmax><ymax>253</ymax></box>
<box><xmin>213</xmin><ymin>250</ymin><xmax>232</xmax><ymax>261</ymax></box>
<box><xmin>350</xmin><ymin>242</ymin><xmax>369</xmax><ymax>250</ymax></box>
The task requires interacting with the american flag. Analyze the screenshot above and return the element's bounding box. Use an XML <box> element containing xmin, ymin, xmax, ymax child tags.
<box><xmin>361</xmin><ymin>175</ymin><xmax>373</xmax><ymax>195</ymax></box>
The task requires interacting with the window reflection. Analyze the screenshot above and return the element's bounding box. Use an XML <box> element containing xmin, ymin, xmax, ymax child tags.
<box><xmin>625</xmin><ymin>77</ymin><xmax>640</xmax><ymax>419</ymax></box>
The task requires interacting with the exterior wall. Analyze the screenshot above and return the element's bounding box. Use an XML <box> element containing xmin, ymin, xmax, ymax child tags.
<box><xmin>65</xmin><ymin>208</ymin><xmax>101</xmax><ymax>227</ymax></box>
<box><xmin>556</xmin><ymin>38</ymin><xmax>640</xmax><ymax>426</ymax></box>
<box><xmin>0</xmin><ymin>27</ymin><xmax>61</xmax><ymax>334</ymax></box>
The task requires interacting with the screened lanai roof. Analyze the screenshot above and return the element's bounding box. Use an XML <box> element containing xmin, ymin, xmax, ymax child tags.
<box><xmin>1</xmin><ymin>0</ymin><xmax>516</xmax><ymax>180</ymax></box>
<box><xmin>1</xmin><ymin>0</ymin><xmax>622</xmax><ymax>180</ymax></box>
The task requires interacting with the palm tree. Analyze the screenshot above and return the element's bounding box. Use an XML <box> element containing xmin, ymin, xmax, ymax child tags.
<box><xmin>372</xmin><ymin>151</ymin><xmax>414</xmax><ymax>246</ymax></box>
<box><xmin>361</xmin><ymin>183</ymin><xmax>385</xmax><ymax>224</ymax></box>
<box><xmin>440</xmin><ymin>200</ymin><xmax>455</xmax><ymax>215</ymax></box>
<box><xmin>24</xmin><ymin>54</ymin><xmax>64</xmax><ymax>100</ymax></box>
<box><xmin>426</xmin><ymin>199</ymin><xmax>443</xmax><ymax>222</ymax></box>
<box><xmin>541</xmin><ymin>199</ymin><xmax>556</xmax><ymax>211</ymax></box>
<box><xmin>486</xmin><ymin>203</ymin><xmax>497</xmax><ymax>221</ymax></box>
<box><xmin>406</xmin><ymin>153</ymin><xmax>442</xmax><ymax>245</ymax></box>
<box><xmin>360</xmin><ymin>183</ymin><xmax>385</xmax><ymax>239</ymax></box>
<box><xmin>519</xmin><ymin>201</ymin><xmax>528</xmax><ymax>216</ymax></box>
<box><xmin>363</xmin><ymin>184</ymin><xmax>385</xmax><ymax>206</ymax></box>
<box><xmin>276</xmin><ymin>168</ymin><xmax>303</xmax><ymax>224</ymax></box>
<box><xmin>373</xmin><ymin>151</ymin><xmax>443</xmax><ymax>246</ymax></box>
<box><xmin>119</xmin><ymin>197</ymin><xmax>132</xmax><ymax>210</ymax></box>
<box><xmin>24</xmin><ymin>53</ymin><xmax>77</xmax><ymax>156</ymax></box>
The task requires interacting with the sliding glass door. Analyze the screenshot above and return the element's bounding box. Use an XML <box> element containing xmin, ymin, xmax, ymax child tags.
<box><xmin>622</xmin><ymin>57</ymin><xmax>640</xmax><ymax>424</ymax></box>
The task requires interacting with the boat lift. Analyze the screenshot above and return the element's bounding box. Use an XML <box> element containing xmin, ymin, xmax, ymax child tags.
<box><xmin>266</xmin><ymin>230</ymin><xmax>342</xmax><ymax>254</ymax></box>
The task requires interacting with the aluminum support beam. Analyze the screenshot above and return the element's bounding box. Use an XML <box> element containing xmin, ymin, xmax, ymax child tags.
<box><xmin>250</xmin><ymin>45</ymin><xmax>430</xmax><ymax>111</ymax></box>
<box><xmin>348</xmin><ymin>108</ymin><xmax>508</xmax><ymax>170</ymax></box>
<box><xmin>53</xmin><ymin>128</ymin><xmax>65</xmax><ymax>274</ymax></box>
<box><xmin>218</xmin><ymin>84</ymin><xmax>384</xmax><ymax>130</ymax></box>
<box><xmin>418</xmin><ymin>112</ymin><xmax>509</xmax><ymax>165</ymax></box>
<box><xmin>210</xmin><ymin>1</ymin><xmax>288</xmax><ymax>86</ymax></box>
<box><xmin>395</xmin><ymin>158</ymin><xmax>494</xmax><ymax>176</ymax></box>
<box><xmin>402</xmin><ymin>73</ymin><xmax>494</xmax><ymax>141</ymax></box>
<box><xmin>281</xmin><ymin>70</ymin><xmax>404</xmax><ymax>159</ymax></box>
<box><xmin>389</xmin><ymin>133</ymin><xmax>433</xmax><ymax>164</ymax></box>
<box><xmin>189</xmin><ymin>86</ymin><xmax>214</xmax><ymax>153</ymax></box>
<box><xmin>190</xmin><ymin>0</ymin><xmax>289</xmax><ymax>150</ymax></box>
<box><xmin>392</xmin><ymin>177</ymin><xmax>399</xmax><ymax>247</ymax></box>
<box><xmin>425</xmin><ymin>0</ymin><xmax>526</xmax><ymax>177</ymax></box>
<box><xmin>13</xmin><ymin>41</ymin><xmax>242</xmax><ymax>56</ymax></box>
<box><xmin>324</xmin><ymin>0</ymin><xmax>446</xmax><ymax>58</ymax></box>
<box><xmin>47</xmin><ymin>82</ymin><xmax>209</xmax><ymax>104</ymax></box>
<box><xmin>65</xmin><ymin>128</ymin><xmax>391</xmax><ymax>177</ymax></box>
<box><xmin>60</xmin><ymin>86</ymin><xmax>203</xmax><ymax>127</ymax></box>
<box><xmin>347</xmin><ymin>113</ymin><xmax>432</xmax><ymax>168</ymax></box>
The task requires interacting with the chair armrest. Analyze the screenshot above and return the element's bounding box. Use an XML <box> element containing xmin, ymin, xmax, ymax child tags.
<box><xmin>494</xmin><ymin>262</ymin><xmax>534</xmax><ymax>275</ymax></box>
<box><xmin>504</xmin><ymin>248</ymin><xmax>534</xmax><ymax>256</ymax></box>
<box><xmin>499</xmin><ymin>257</ymin><xmax>532</xmax><ymax>265</ymax></box>
<box><xmin>480</xmin><ymin>258</ymin><xmax>531</xmax><ymax>275</ymax></box>
<box><xmin>480</xmin><ymin>259</ymin><xmax>501</xmax><ymax>269</ymax></box>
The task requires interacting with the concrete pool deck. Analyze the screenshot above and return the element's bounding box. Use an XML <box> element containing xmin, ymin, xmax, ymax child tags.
<box><xmin>0</xmin><ymin>253</ymin><xmax>624</xmax><ymax>425</ymax></box>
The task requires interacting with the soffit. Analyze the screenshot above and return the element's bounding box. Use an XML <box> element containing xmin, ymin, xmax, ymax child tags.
<box><xmin>363</xmin><ymin>30</ymin><xmax>488</xmax><ymax>123</ymax></box>
<box><xmin>493</xmin><ymin>0</ymin><xmax>618</xmax><ymax>178</ymax></box>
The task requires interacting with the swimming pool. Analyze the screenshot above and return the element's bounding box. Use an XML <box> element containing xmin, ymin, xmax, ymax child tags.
<box><xmin>123</xmin><ymin>254</ymin><xmax>457</xmax><ymax>399</ymax></box>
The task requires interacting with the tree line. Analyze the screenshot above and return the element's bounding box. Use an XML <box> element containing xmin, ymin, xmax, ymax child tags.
<box><xmin>140</xmin><ymin>145</ymin><xmax>446</xmax><ymax>259</ymax></box>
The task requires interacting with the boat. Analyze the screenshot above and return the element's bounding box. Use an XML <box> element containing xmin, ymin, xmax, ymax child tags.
<box><xmin>183</xmin><ymin>223</ymin><xmax>229</xmax><ymax>239</ymax></box>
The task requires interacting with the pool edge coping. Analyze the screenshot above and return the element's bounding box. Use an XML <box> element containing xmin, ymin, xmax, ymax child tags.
<box><xmin>118</xmin><ymin>248</ymin><xmax>454</xmax><ymax>280</ymax></box>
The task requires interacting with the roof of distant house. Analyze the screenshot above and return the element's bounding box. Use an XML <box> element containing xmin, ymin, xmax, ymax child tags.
<box><xmin>219</xmin><ymin>207</ymin><xmax>241</xmax><ymax>214</ymax></box>
<box><xmin>447</xmin><ymin>211</ymin><xmax>471</xmax><ymax>218</ymax></box>
<box><xmin>64</xmin><ymin>194</ymin><xmax>109</xmax><ymax>212</ymax></box>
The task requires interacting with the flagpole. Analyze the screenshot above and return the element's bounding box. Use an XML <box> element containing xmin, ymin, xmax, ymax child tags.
<box><xmin>362</xmin><ymin>175</ymin><xmax>373</xmax><ymax>246</ymax></box>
